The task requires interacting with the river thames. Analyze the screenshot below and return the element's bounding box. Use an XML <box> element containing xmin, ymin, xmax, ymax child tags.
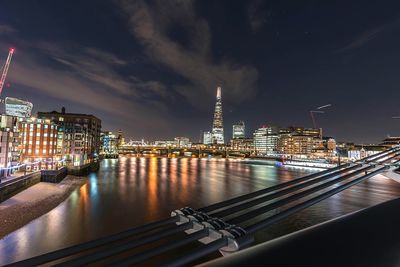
<box><xmin>1</xmin><ymin>157</ymin><xmax>400</xmax><ymax>265</ymax></box>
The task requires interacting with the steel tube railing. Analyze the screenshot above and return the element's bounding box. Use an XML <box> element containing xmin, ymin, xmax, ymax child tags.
<box><xmin>367</xmin><ymin>151</ymin><xmax>400</xmax><ymax>163</ymax></box>
<box><xmin>363</xmin><ymin>147</ymin><xmax>400</xmax><ymax>162</ymax></box>
<box><xmin>375</xmin><ymin>153</ymin><xmax>400</xmax><ymax>163</ymax></box>
<box><xmin>162</xmin><ymin>238</ymin><xmax>228</xmax><ymax>267</ymax></box>
<box><xmin>245</xmin><ymin>166</ymin><xmax>387</xmax><ymax>234</ymax></box>
<box><xmin>199</xmin><ymin>164</ymin><xmax>351</xmax><ymax>213</ymax></box>
<box><xmin>211</xmin><ymin>164</ymin><xmax>362</xmax><ymax>218</ymax></box>
<box><xmin>160</xmin><ymin>166</ymin><xmax>387</xmax><ymax>267</ymax></box>
<box><xmin>227</xmin><ymin>165</ymin><xmax>374</xmax><ymax>224</ymax></box>
<box><xmin>55</xmin><ymin>222</ymin><xmax>193</xmax><ymax>267</ymax></box>
<box><xmin>7</xmin><ymin>216</ymin><xmax>179</xmax><ymax>267</ymax></box>
<box><xmin>110</xmin><ymin>229</ymin><xmax>209</xmax><ymax>267</ymax></box>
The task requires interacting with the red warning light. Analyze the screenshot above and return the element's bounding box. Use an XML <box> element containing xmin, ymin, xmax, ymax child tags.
<box><xmin>9</xmin><ymin>48</ymin><xmax>15</xmax><ymax>53</ymax></box>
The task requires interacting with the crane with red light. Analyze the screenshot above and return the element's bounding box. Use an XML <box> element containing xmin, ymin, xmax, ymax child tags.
<box><xmin>0</xmin><ymin>47</ymin><xmax>15</xmax><ymax>97</ymax></box>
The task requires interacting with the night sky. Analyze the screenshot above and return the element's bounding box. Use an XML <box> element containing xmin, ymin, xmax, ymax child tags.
<box><xmin>1</xmin><ymin>0</ymin><xmax>400</xmax><ymax>143</ymax></box>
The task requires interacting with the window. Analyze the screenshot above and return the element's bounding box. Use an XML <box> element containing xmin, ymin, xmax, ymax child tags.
<box><xmin>36</xmin><ymin>132</ymin><xmax>40</xmax><ymax>137</ymax></box>
<box><xmin>44</xmin><ymin>125</ymin><xmax>48</xmax><ymax>129</ymax></box>
<box><xmin>35</xmin><ymin>149</ymin><xmax>39</xmax><ymax>154</ymax></box>
<box><xmin>59</xmin><ymin>117</ymin><xmax>64</xmax><ymax>121</ymax></box>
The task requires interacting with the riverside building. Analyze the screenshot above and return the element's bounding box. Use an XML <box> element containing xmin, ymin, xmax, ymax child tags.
<box><xmin>17</xmin><ymin>117</ymin><xmax>59</xmax><ymax>168</ymax></box>
<box><xmin>277</xmin><ymin>127</ymin><xmax>322</xmax><ymax>156</ymax></box>
<box><xmin>38</xmin><ymin>107</ymin><xmax>101</xmax><ymax>166</ymax></box>
<box><xmin>253</xmin><ymin>125</ymin><xmax>279</xmax><ymax>155</ymax></box>
<box><xmin>0</xmin><ymin>115</ymin><xmax>19</xmax><ymax>172</ymax></box>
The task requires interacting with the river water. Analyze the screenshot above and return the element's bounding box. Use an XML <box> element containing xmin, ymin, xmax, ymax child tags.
<box><xmin>1</xmin><ymin>157</ymin><xmax>400</xmax><ymax>265</ymax></box>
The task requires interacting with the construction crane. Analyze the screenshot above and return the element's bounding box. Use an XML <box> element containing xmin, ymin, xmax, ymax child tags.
<box><xmin>309</xmin><ymin>104</ymin><xmax>332</xmax><ymax>128</ymax></box>
<box><xmin>0</xmin><ymin>47</ymin><xmax>15</xmax><ymax>96</ymax></box>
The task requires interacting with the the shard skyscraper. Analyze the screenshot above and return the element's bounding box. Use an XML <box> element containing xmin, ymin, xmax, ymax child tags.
<box><xmin>211</xmin><ymin>86</ymin><xmax>224</xmax><ymax>144</ymax></box>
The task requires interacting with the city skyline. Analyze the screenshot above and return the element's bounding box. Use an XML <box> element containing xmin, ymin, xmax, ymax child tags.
<box><xmin>1</xmin><ymin>1</ymin><xmax>400</xmax><ymax>143</ymax></box>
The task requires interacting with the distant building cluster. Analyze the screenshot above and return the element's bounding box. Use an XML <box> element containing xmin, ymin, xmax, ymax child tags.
<box><xmin>198</xmin><ymin>86</ymin><xmax>399</xmax><ymax>161</ymax></box>
<box><xmin>230</xmin><ymin>124</ymin><xmax>333</xmax><ymax>158</ymax></box>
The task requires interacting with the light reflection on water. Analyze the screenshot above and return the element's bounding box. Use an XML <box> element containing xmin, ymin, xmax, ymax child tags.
<box><xmin>0</xmin><ymin>157</ymin><xmax>400</xmax><ymax>265</ymax></box>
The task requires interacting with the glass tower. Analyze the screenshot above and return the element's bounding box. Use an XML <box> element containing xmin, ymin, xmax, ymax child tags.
<box><xmin>211</xmin><ymin>87</ymin><xmax>224</xmax><ymax>144</ymax></box>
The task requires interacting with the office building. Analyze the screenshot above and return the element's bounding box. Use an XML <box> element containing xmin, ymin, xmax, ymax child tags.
<box><xmin>230</xmin><ymin>138</ymin><xmax>254</xmax><ymax>152</ymax></box>
<box><xmin>253</xmin><ymin>125</ymin><xmax>279</xmax><ymax>155</ymax></box>
<box><xmin>203</xmin><ymin>131</ymin><xmax>212</xmax><ymax>145</ymax></box>
<box><xmin>232</xmin><ymin>121</ymin><xmax>245</xmax><ymax>139</ymax></box>
<box><xmin>0</xmin><ymin>115</ymin><xmax>19</xmax><ymax>171</ymax></box>
<box><xmin>277</xmin><ymin>126</ymin><xmax>323</xmax><ymax>156</ymax></box>
<box><xmin>38</xmin><ymin>107</ymin><xmax>101</xmax><ymax>166</ymax></box>
<box><xmin>174</xmin><ymin>137</ymin><xmax>191</xmax><ymax>148</ymax></box>
<box><xmin>100</xmin><ymin>131</ymin><xmax>118</xmax><ymax>155</ymax></box>
<box><xmin>17</xmin><ymin>117</ymin><xmax>58</xmax><ymax>167</ymax></box>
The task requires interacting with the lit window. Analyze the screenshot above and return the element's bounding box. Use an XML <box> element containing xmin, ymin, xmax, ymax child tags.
<box><xmin>29</xmin><ymin>132</ymin><xmax>33</xmax><ymax>137</ymax></box>
<box><xmin>36</xmin><ymin>141</ymin><xmax>39</xmax><ymax>145</ymax></box>
<box><xmin>35</xmin><ymin>149</ymin><xmax>39</xmax><ymax>154</ymax></box>
<box><xmin>43</xmin><ymin>149</ymin><xmax>47</xmax><ymax>154</ymax></box>
<box><xmin>44</xmin><ymin>133</ymin><xmax>48</xmax><ymax>137</ymax></box>
<box><xmin>28</xmin><ymin>149</ymin><xmax>32</xmax><ymax>154</ymax></box>
<box><xmin>29</xmin><ymin>140</ymin><xmax>32</xmax><ymax>145</ymax></box>
<box><xmin>44</xmin><ymin>125</ymin><xmax>48</xmax><ymax>129</ymax></box>
<box><xmin>59</xmin><ymin>117</ymin><xmax>64</xmax><ymax>122</ymax></box>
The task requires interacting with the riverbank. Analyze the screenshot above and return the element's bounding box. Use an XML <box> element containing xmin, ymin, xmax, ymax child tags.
<box><xmin>0</xmin><ymin>175</ymin><xmax>86</xmax><ymax>239</ymax></box>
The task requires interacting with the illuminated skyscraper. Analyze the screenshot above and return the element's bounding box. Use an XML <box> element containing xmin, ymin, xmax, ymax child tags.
<box><xmin>203</xmin><ymin>131</ymin><xmax>212</xmax><ymax>145</ymax></box>
<box><xmin>254</xmin><ymin>125</ymin><xmax>278</xmax><ymax>155</ymax></box>
<box><xmin>211</xmin><ymin>87</ymin><xmax>224</xmax><ymax>144</ymax></box>
<box><xmin>233</xmin><ymin>121</ymin><xmax>245</xmax><ymax>139</ymax></box>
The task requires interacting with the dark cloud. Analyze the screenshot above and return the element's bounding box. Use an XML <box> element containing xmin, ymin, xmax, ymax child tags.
<box><xmin>117</xmin><ymin>0</ymin><xmax>259</xmax><ymax>109</ymax></box>
<box><xmin>0</xmin><ymin>24</ymin><xmax>16</xmax><ymax>34</ymax></box>
<box><xmin>248</xmin><ymin>0</ymin><xmax>270</xmax><ymax>33</ymax></box>
<box><xmin>0</xmin><ymin>37</ymin><xmax>172</xmax><ymax>135</ymax></box>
